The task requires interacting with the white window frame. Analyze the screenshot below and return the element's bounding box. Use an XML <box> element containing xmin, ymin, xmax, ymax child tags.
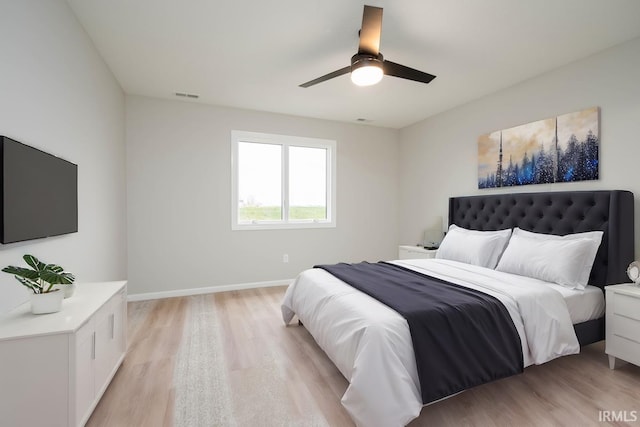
<box><xmin>231</xmin><ymin>130</ymin><xmax>337</xmax><ymax>230</ymax></box>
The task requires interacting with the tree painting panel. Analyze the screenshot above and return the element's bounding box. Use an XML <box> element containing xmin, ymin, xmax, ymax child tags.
<box><xmin>478</xmin><ymin>107</ymin><xmax>599</xmax><ymax>189</ymax></box>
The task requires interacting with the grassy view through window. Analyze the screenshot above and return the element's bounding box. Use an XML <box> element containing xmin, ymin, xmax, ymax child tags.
<box><xmin>232</xmin><ymin>131</ymin><xmax>335</xmax><ymax>229</ymax></box>
<box><xmin>239</xmin><ymin>206</ymin><xmax>326</xmax><ymax>221</ymax></box>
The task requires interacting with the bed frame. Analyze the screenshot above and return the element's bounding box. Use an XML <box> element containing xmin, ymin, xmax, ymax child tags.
<box><xmin>449</xmin><ymin>190</ymin><xmax>634</xmax><ymax>346</ymax></box>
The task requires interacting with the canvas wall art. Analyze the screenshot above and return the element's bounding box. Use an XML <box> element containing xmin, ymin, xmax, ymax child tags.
<box><xmin>478</xmin><ymin>107</ymin><xmax>599</xmax><ymax>189</ymax></box>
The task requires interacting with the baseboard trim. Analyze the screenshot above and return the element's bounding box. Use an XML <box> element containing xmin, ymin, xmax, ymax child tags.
<box><xmin>127</xmin><ymin>279</ymin><xmax>293</xmax><ymax>302</ymax></box>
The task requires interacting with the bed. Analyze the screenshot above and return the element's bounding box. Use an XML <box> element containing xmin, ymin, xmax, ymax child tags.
<box><xmin>281</xmin><ymin>190</ymin><xmax>634</xmax><ymax>427</ymax></box>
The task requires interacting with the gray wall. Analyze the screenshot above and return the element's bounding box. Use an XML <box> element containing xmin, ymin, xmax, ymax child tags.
<box><xmin>4</xmin><ymin>2</ymin><xmax>636</xmax><ymax>303</ymax></box>
<box><xmin>0</xmin><ymin>1</ymin><xmax>127</xmax><ymax>313</ymax></box>
<box><xmin>126</xmin><ymin>96</ymin><xmax>399</xmax><ymax>296</ymax></box>
<box><xmin>399</xmin><ymin>37</ymin><xmax>640</xmax><ymax>258</ymax></box>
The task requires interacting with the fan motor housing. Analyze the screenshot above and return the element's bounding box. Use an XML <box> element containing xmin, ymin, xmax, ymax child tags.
<box><xmin>351</xmin><ymin>53</ymin><xmax>384</xmax><ymax>72</ymax></box>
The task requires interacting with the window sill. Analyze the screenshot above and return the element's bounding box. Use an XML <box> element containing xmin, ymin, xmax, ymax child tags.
<box><xmin>232</xmin><ymin>221</ymin><xmax>336</xmax><ymax>231</ymax></box>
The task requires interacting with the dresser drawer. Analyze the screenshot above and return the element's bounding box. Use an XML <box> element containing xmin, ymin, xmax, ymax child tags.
<box><xmin>612</xmin><ymin>313</ymin><xmax>640</xmax><ymax>343</ymax></box>
<box><xmin>613</xmin><ymin>292</ymin><xmax>640</xmax><ymax>321</ymax></box>
<box><xmin>607</xmin><ymin>334</ymin><xmax>640</xmax><ymax>366</ymax></box>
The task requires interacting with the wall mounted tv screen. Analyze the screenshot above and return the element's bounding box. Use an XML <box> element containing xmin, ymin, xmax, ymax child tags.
<box><xmin>1</xmin><ymin>136</ymin><xmax>78</xmax><ymax>244</ymax></box>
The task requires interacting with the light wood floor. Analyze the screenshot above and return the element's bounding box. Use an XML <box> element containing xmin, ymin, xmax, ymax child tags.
<box><xmin>88</xmin><ymin>287</ymin><xmax>640</xmax><ymax>427</ymax></box>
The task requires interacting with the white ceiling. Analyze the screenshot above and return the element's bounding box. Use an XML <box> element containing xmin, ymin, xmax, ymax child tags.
<box><xmin>67</xmin><ymin>0</ymin><xmax>640</xmax><ymax>129</ymax></box>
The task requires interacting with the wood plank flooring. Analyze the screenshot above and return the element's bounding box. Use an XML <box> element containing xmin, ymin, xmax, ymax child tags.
<box><xmin>88</xmin><ymin>287</ymin><xmax>640</xmax><ymax>426</ymax></box>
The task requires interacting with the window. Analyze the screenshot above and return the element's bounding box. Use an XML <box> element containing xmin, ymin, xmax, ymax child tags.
<box><xmin>231</xmin><ymin>131</ymin><xmax>336</xmax><ymax>230</ymax></box>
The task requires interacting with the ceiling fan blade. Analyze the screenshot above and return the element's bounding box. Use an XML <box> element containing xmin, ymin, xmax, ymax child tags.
<box><xmin>299</xmin><ymin>66</ymin><xmax>351</xmax><ymax>88</ymax></box>
<box><xmin>383</xmin><ymin>60</ymin><xmax>437</xmax><ymax>84</ymax></box>
<box><xmin>358</xmin><ymin>5</ymin><xmax>383</xmax><ymax>56</ymax></box>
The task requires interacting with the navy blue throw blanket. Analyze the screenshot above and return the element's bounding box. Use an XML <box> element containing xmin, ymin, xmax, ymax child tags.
<box><xmin>314</xmin><ymin>261</ymin><xmax>524</xmax><ymax>404</ymax></box>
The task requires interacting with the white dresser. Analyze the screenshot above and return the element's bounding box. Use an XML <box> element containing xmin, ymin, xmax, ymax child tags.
<box><xmin>605</xmin><ymin>283</ymin><xmax>640</xmax><ymax>369</ymax></box>
<box><xmin>0</xmin><ymin>281</ymin><xmax>127</xmax><ymax>427</ymax></box>
<box><xmin>398</xmin><ymin>245</ymin><xmax>438</xmax><ymax>260</ymax></box>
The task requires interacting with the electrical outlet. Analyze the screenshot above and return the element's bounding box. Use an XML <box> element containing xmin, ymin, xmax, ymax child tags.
<box><xmin>283</xmin><ymin>254</ymin><xmax>289</xmax><ymax>263</ymax></box>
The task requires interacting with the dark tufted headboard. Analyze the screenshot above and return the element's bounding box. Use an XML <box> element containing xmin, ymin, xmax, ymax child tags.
<box><xmin>449</xmin><ymin>190</ymin><xmax>634</xmax><ymax>289</ymax></box>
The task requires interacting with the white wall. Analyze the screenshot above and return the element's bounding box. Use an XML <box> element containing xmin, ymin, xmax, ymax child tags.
<box><xmin>399</xmin><ymin>37</ymin><xmax>640</xmax><ymax>256</ymax></box>
<box><xmin>0</xmin><ymin>1</ymin><xmax>127</xmax><ymax>313</ymax></box>
<box><xmin>126</xmin><ymin>96</ymin><xmax>399</xmax><ymax>296</ymax></box>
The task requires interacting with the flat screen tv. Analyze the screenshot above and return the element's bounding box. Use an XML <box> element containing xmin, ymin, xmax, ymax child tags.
<box><xmin>1</xmin><ymin>136</ymin><xmax>78</xmax><ymax>244</ymax></box>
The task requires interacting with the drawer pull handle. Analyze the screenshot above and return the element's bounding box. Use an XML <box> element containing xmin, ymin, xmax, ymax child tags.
<box><xmin>110</xmin><ymin>314</ymin><xmax>115</xmax><ymax>339</ymax></box>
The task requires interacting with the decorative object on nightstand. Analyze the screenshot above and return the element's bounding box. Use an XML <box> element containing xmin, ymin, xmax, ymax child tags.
<box><xmin>422</xmin><ymin>216</ymin><xmax>444</xmax><ymax>249</ymax></box>
<box><xmin>626</xmin><ymin>260</ymin><xmax>640</xmax><ymax>285</ymax></box>
<box><xmin>605</xmin><ymin>283</ymin><xmax>640</xmax><ymax>369</ymax></box>
<box><xmin>398</xmin><ymin>245</ymin><xmax>438</xmax><ymax>260</ymax></box>
<box><xmin>2</xmin><ymin>254</ymin><xmax>76</xmax><ymax>314</ymax></box>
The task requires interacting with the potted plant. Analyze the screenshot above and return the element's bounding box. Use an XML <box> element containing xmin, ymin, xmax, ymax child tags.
<box><xmin>2</xmin><ymin>254</ymin><xmax>76</xmax><ymax>314</ymax></box>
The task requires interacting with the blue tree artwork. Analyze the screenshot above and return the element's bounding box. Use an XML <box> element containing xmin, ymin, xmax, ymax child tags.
<box><xmin>478</xmin><ymin>107</ymin><xmax>599</xmax><ymax>189</ymax></box>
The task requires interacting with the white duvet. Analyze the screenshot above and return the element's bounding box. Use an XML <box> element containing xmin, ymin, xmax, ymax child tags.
<box><xmin>281</xmin><ymin>259</ymin><xmax>580</xmax><ymax>427</ymax></box>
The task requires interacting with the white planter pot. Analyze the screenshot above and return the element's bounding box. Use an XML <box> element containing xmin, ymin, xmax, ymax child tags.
<box><xmin>30</xmin><ymin>290</ymin><xmax>64</xmax><ymax>314</ymax></box>
<box><xmin>54</xmin><ymin>283</ymin><xmax>77</xmax><ymax>298</ymax></box>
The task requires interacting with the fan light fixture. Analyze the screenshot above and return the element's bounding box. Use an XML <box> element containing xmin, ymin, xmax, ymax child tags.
<box><xmin>350</xmin><ymin>55</ymin><xmax>383</xmax><ymax>86</ymax></box>
<box><xmin>351</xmin><ymin>64</ymin><xmax>383</xmax><ymax>86</ymax></box>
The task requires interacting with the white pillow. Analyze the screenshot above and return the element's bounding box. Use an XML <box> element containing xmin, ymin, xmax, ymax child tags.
<box><xmin>513</xmin><ymin>227</ymin><xmax>602</xmax><ymax>287</ymax></box>
<box><xmin>512</xmin><ymin>227</ymin><xmax>603</xmax><ymax>247</ymax></box>
<box><xmin>496</xmin><ymin>229</ymin><xmax>603</xmax><ymax>289</ymax></box>
<box><xmin>435</xmin><ymin>225</ymin><xmax>512</xmax><ymax>269</ymax></box>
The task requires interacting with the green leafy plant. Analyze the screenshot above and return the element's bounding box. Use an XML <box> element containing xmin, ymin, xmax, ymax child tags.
<box><xmin>2</xmin><ymin>254</ymin><xmax>75</xmax><ymax>294</ymax></box>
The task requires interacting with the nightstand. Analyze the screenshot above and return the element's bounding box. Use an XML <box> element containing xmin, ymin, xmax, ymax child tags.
<box><xmin>398</xmin><ymin>245</ymin><xmax>438</xmax><ymax>260</ymax></box>
<box><xmin>605</xmin><ymin>283</ymin><xmax>640</xmax><ymax>369</ymax></box>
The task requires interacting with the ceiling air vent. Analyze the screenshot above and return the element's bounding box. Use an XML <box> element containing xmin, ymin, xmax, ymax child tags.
<box><xmin>175</xmin><ymin>92</ymin><xmax>199</xmax><ymax>99</ymax></box>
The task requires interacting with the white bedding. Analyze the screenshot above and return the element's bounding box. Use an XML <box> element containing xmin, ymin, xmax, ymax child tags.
<box><xmin>546</xmin><ymin>283</ymin><xmax>605</xmax><ymax>324</ymax></box>
<box><xmin>281</xmin><ymin>259</ymin><xmax>583</xmax><ymax>427</ymax></box>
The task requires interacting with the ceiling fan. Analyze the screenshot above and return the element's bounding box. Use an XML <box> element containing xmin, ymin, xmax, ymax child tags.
<box><xmin>300</xmin><ymin>5</ymin><xmax>437</xmax><ymax>88</ymax></box>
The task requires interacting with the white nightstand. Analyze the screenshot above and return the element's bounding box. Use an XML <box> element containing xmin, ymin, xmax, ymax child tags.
<box><xmin>605</xmin><ymin>283</ymin><xmax>640</xmax><ymax>369</ymax></box>
<box><xmin>398</xmin><ymin>245</ymin><xmax>438</xmax><ymax>260</ymax></box>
